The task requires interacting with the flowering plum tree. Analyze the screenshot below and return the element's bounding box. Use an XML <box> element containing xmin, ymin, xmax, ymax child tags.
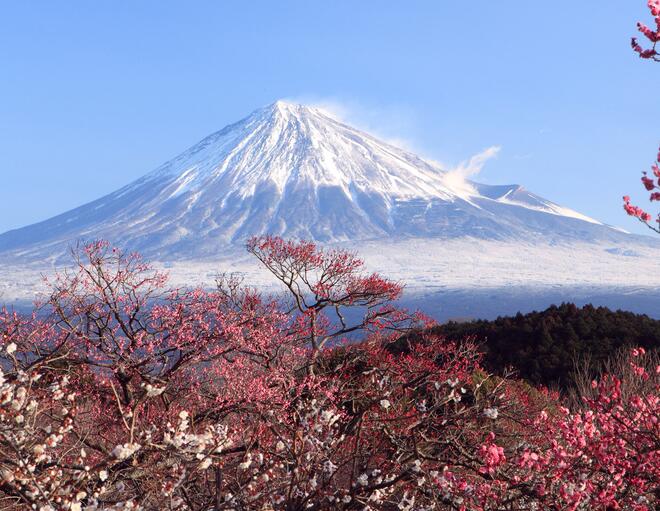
<box><xmin>624</xmin><ymin>2</ymin><xmax>660</xmax><ymax>230</ymax></box>
<box><xmin>0</xmin><ymin>238</ymin><xmax>657</xmax><ymax>510</ymax></box>
<box><xmin>246</xmin><ymin>236</ymin><xmax>409</xmax><ymax>366</ymax></box>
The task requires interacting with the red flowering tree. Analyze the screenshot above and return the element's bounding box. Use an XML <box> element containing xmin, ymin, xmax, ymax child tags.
<box><xmin>0</xmin><ymin>238</ymin><xmax>422</xmax><ymax>509</ymax></box>
<box><xmin>624</xmin><ymin>2</ymin><xmax>660</xmax><ymax>230</ymax></box>
<box><xmin>246</xmin><ymin>236</ymin><xmax>409</xmax><ymax>361</ymax></box>
<box><xmin>0</xmin><ymin>238</ymin><xmax>658</xmax><ymax>510</ymax></box>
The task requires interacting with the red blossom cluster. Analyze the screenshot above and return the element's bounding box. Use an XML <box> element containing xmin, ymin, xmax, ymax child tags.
<box><xmin>631</xmin><ymin>1</ymin><xmax>660</xmax><ymax>60</ymax></box>
<box><xmin>0</xmin><ymin>238</ymin><xmax>657</xmax><ymax>510</ymax></box>
<box><xmin>623</xmin><ymin>147</ymin><xmax>660</xmax><ymax>231</ymax></box>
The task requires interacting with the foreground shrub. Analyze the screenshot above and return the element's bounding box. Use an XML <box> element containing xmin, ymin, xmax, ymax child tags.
<box><xmin>0</xmin><ymin>238</ymin><xmax>657</xmax><ymax>510</ymax></box>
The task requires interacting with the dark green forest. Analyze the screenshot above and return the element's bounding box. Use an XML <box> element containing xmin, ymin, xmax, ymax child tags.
<box><xmin>428</xmin><ymin>303</ymin><xmax>660</xmax><ymax>390</ymax></box>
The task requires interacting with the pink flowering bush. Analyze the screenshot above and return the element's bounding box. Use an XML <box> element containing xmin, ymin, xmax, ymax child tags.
<box><xmin>0</xmin><ymin>238</ymin><xmax>657</xmax><ymax>510</ymax></box>
<box><xmin>509</xmin><ymin>349</ymin><xmax>659</xmax><ymax>511</ymax></box>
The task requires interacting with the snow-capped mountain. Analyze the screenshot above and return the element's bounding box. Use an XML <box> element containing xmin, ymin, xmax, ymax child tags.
<box><xmin>0</xmin><ymin>100</ymin><xmax>644</xmax><ymax>262</ymax></box>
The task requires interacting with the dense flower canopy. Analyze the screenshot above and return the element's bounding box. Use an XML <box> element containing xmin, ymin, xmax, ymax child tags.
<box><xmin>0</xmin><ymin>238</ymin><xmax>657</xmax><ymax>510</ymax></box>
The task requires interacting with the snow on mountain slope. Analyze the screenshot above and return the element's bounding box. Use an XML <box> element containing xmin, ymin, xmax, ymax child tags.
<box><xmin>0</xmin><ymin>100</ymin><xmax>649</xmax><ymax>263</ymax></box>
<box><xmin>473</xmin><ymin>184</ymin><xmax>602</xmax><ymax>224</ymax></box>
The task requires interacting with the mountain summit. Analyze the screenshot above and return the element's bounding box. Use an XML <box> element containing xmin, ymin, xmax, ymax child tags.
<box><xmin>0</xmin><ymin>101</ymin><xmax>636</xmax><ymax>261</ymax></box>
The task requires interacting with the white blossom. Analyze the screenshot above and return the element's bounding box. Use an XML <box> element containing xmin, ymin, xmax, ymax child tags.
<box><xmin>322</xmin><ymin>460</ymin><xmax>337</xmax><ymax>474</ymax></box>
<box><xmin>144</xmin><ymin>384</ymin><xmax>166</xmax><ymax>398</ymax></box>
<box><xmin>238</xmin><ymin>454</ymin><xmax>252</xmax><ymax>470</ymax></box>
<box><xmin>111</xmin><ymin>443</ymin><xmax>141</xmax><ymax>461</ymax></box>
<box><xmin>483</xmin><ymin>407</ymin><xmax>499</xmax><ymax>420</ymax></box>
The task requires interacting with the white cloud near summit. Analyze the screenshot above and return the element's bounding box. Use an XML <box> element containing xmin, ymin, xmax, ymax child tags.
<box><xmin>443</xmin><ymin>145</ymin><xmax>501</xmax><ymax>196</ymax></box>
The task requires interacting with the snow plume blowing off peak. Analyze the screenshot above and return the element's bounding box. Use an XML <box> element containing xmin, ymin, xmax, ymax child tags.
<box><xmin>0</xmin><ymin>100</ymin><xmax>639</xmax><ymax>263</ymax></box>
<box><xmin>443</xmin><ymin>146</ymin><xmax>501</xmax><ymax>197</ymax></box>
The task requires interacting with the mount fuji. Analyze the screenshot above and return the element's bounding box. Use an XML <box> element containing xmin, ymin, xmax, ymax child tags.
<box><xmin>2</xmin><ymin>100</ymin><xmax>660</xmax><ymax>318</ymax></box>
<box><xmin>0</xmin><ymin>101</ymin><xmax>640</xmax><ymax>261</ymax></box>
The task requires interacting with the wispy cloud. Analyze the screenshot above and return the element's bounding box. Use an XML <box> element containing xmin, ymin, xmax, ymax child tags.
<box><xmin>443</xmin><ymin>146</ymin><xmax>501</xmax><ymax>196</ymax></box>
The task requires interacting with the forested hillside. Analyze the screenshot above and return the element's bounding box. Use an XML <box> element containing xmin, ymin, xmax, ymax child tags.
<box><xmin>434</xmin><ymin>303</ymin><xmax>660</xmax><ymax>389</ymax></box>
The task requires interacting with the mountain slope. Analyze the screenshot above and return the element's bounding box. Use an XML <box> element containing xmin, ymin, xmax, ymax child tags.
<box><xmin>0</xmin><ymin>101</ymin><xmax>644</xmax><ymax>262</ymax></box>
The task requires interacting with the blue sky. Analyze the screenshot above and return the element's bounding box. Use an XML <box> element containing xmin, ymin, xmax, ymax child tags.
<box><xmin>1</xmin><ymin>1</ymin><xmax>658</xmax><ymax>234</ymax></box>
